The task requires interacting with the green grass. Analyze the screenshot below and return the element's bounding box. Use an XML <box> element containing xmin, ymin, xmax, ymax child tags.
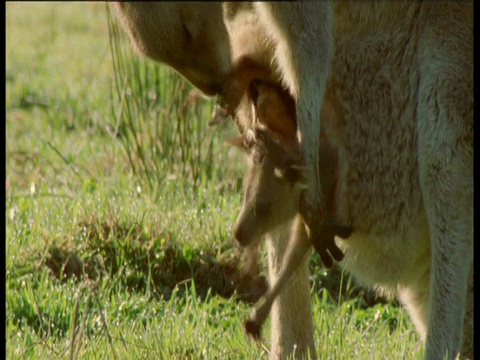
<box><xmin>6</xmin><ymin>3</ymin><xmax>423</xmax><ymax>359</ymax></box>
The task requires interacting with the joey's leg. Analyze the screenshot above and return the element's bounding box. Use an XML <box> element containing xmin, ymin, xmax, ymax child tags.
<box><xmin>265</xmin><ymin>217</ymin><xmax>316</xmax><ymax>360</ymax></box>
<box><xmin>246</xmin><ymin>216</ymin><xmax>311</xmax><ymax>337</ymax></box>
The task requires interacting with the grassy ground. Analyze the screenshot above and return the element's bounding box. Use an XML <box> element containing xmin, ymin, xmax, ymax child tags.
<box><xmin>6</xmin><ymin>3</ymin><xmax>423</xmax><ymax>359</ymax></box>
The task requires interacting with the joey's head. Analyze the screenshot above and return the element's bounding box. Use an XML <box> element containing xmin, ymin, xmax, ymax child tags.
<box><xmin>230</xmin><ymin>128</ymin><xmax>307</xmax><ymax>247</ymax></box>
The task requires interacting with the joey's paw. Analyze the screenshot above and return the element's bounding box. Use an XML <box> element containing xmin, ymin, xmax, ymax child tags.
<box><xmin>299</xmin><ymin>198</ymin><xmax>346</xmax><ymax>268</ymax></box>
<box><xmin>244</xmin><ymin>319</ymin><xmax>262</xmax><ymax>340</ymax></box>
<box><xmin>311</xmin><ymin>220</ymin><xmax>353</xmax><ymax>268</ymax></box>
<box><xmin>311</xmin><ymin>227</ymin><xmax>342</xmax><ymax>268</ymax></box>
<box><xmin>328</xmin><ymin>220</ymin><xmax>354</xmax><ymax>240</ymax></box>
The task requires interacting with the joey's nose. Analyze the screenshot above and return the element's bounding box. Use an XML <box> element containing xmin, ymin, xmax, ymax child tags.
<box><xmin>233</xmin><ymin>221</ymin><xmax>253</xmax><ymax>247</ymax></box>
<box><xmin>233</xmin><ymin>225</ymin><xmax>247</xmax><ymax>246</ymax></box>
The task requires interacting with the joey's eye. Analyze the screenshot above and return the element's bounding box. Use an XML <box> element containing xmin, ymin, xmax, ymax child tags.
<box><xmin>243</xmin><ymin>138</ymin><xmax>255</xmax><ymax>150</ymax></box>
<box><xmin>284</xmin><ymin>167</ymin><xmax>303</xmax><ymax>185</ymax></box>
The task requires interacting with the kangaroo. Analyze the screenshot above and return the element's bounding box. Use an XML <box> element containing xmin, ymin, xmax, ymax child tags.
<box><xmin>229</xmin><ymin>82</ymin><xmax>349</xmax><ymax>347</ymax></box>
<box><xmin>114</xmin><ymin>2</ymin><xmax>473</xmax><ymax>359</ymax></box>
<box><xmin>232</xmin><ymin>3</ymin><xmax>472</xmax><ymax>359</ymax></box>
<box><xmin>113</xmin><ymin>2</ymin><xmax>337</xmax><ymax>268</ymax></box>
<box><xmin>228</xmin><ymin>125</ymin><xmax>319</xmax><ymax>360</ymax></box>
<box><xmin>232</xmin><ymin>7</ymin><xmax>473</xmax><ymax>351</ymax></box>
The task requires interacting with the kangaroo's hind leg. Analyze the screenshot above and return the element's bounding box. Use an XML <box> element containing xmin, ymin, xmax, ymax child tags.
<box><xmin>417</xmin><ymin>13</ymin><xmax>473</xmax><ymax>357</ymax></box>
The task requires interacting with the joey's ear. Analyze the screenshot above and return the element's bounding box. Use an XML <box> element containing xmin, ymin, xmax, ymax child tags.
<box><xmin>245</xmin><ymin>129</ymin><xmax>257</xmax><ymax>146</ymax></box>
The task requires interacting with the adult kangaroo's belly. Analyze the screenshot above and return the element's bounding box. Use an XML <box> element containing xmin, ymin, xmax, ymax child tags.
<box><xmin>328</xmin><ymin>4</ymin><xmax>423</xmax><ymax>236</ymax></box>
<box><xmin>323</xmin><ymin>6</ymin><xmax>431</xmax><ymax>285</ymax></box>
<box><xmin>324</xmin><ymin>87</ymin><xmax>430</xmax><ymax>286</ymax></box>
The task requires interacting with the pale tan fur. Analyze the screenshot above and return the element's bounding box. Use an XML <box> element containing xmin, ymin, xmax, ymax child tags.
<box><xmin>235</xmin><ymin>3</ymin><xmax>472</xmax><ymax>360</ymax></box>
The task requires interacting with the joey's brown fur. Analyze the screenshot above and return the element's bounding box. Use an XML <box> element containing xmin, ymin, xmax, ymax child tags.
<box><xmin>229</xmin><ymin>80</ymin><xmax>350</xmax><ymax>360</ymax></box>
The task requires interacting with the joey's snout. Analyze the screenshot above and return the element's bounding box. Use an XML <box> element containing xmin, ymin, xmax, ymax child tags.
<box><xmin>233</xmin><ymin>223</ymin><xmax>248</xmax><ymax>246</ymax></box>
<box><xmin>233</xmin><ymin>212</ymin><xmax>255</xmax><ymax>247</ymax></box>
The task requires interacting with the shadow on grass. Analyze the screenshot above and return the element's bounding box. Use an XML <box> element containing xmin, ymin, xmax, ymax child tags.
<box><xmin>44</xmin><ymin>216</ymin><xmax>267</xmax><ymax>305</ymax></box>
